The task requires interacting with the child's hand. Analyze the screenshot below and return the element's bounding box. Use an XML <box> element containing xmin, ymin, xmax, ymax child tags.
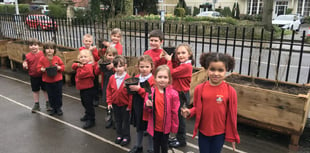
<box><xmin>57</xmin><ymin>65</ymin><xmax>61</xmax><ymax>70</ymax></box>
<box><xmin>89</xmin><ymin>46</ymin><xmax>96</xmax><ymax>51</ymax></box>
<box><xmin>102</xmin><ymin>41</ymin><xmax>110</xmax><ymax>47</ymax></box>
<box><xmin>181</xmin><ymin>108</ymin><xmax>190</xmax><ymax>118</ymax></box>
<box><xmin>129</xmin><ymin>84</ymin><xmax>140</xmax><ymax>92</ymax></box>
<box><xmin>41</xmin><ymin>67</ymin><xmax>46</xmax><ymax>72</ymax></box>
<box><xmin>145</xmin><ymin>100</ymin><xmax>152</xmax><ymax>107</ymax></box>
<box><xmin>106</xmin><ymin>63</ymin><xmax>113</xmax><ymax>70</ymax></box>
<box><xmin>126</xmin><ymin>107</ymin><xmax>130</xmax><ymax>111</ymax></box>
<box><xmin>107</xmin><ymin>105</ymin><xmax>113</xmax><ymax>110</ymax></box>
<box><xmin>77</xmin><ymin>63</ymin><xmax>83</xmax><ymax>67</ymax></box>
<box><xmin>22</xmin><ymin>61</ymin><xmax>28</xmax><ymax>69</ymax></box>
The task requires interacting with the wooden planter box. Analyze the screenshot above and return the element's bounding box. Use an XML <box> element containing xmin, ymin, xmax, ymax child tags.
<box><xmin>190</xmin><ymin>67</ymin><xmax>207</xmax><ymax>104</ymax></box>
<box><xmin>5</xmin><ymin>40</ymin><xmax>78</xmax><ymax>83</ymax></box>
<box><xmin>225</xmin><ymin>73</ymin><xmax>310</xmax><ymax>150</ymax></box>
<box><xmin>0</xmin><ymin>39</ymin><xmax>9</xmax><ymax>57</ymax></box>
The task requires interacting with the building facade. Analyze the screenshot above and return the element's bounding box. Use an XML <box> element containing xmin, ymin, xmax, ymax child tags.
<box><xmin>183</xmin><ymin>0</ymin><xmax>309</xmax><ymax>17</ymax></box>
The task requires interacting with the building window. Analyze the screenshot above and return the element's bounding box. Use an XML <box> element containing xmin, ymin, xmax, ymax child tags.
<box><xmin>297</xmin><ymin>0</ymin><xmax>310</xmax><ymax>16</ymax></box>
<box><xmin>247</xmin><ymin>0</ymin><xmax>263</xmax><ymax>15</ymax></box>
<box><xmin>275</xmin><ymin>1</ymin><xmax>288</xmax><ymax>16</ymax></box>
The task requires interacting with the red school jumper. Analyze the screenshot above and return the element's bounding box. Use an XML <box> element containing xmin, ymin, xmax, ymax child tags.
<box><xmin>79</xmin><ymin>46</ymin><xmax>100</xmax><ymax>62</ymax></box>
<box><xmin>106</xmin><ymin>73</ymin><xmax>133</xmax><ymax>109</ymax></box>
<box><xmin>144</xmin><ymin>49</ymin><xmax>167</xmax><ymax>71</ymax></box>
<box><xmin>189</xmin><ymin>81</ymin><xmax>240</xmax><ymax>143</ymax></box>
<box><xmin>25</xmin><ymin>51</ymin><xmax>44</xmax><ymax>77</ymax></box>
<box><xmin>37</xmin><ymin>56</ymin><xmax>64</xmax><ymax>83</ymax></box>
<box><xmin>167</xmin><ymin>60</ymin><xmax>192</xmax><ymax>92</ymax></box>
<box><xmin>72</xmin><ymin>63</ymin><xmax>95</xmax><ymax>90</ymax></box>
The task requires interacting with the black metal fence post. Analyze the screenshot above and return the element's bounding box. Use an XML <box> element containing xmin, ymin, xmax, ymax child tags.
<box><xmin>144</xmin><ymin>22</ymin><xmax>148</xmax><ymax>51</ymax></box>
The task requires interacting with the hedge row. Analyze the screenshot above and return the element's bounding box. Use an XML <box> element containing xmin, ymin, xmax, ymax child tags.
<box><xmin>0</xmin><ymin>4</ymin><xmax>30</xmax><ymax>14</ymax></box>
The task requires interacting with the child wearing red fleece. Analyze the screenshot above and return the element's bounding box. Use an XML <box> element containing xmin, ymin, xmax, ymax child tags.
<box><xmin>181</xmin><ymin>52</ymin><xmax>240</xmax><ymax>153</ymax></box>
<box><xmin>37</xmin><ymin>41</ymin><xmax>64</xmax><ymax>116</ymax></box>
<box><xmin>163</xmin><ymin>43</ymin><xmax>194</xmax><ymax>148</ymax></box>
<box><xmin>79</xmin><ymin>33</ymin><xmax>100</xmax><ymax>106</ymax></box>
<box><xmin>106</xmin><ymin>55</ymin><xmax>132</xmax><ymax>146</ymax></box>
<box><xmin>72</xmin><ymin>49</ymin><xmax>96</xmax><ymax>129</ymax></box>
<box><xmin>143</xmin><ymin>29</ymin><xmax>167</xmax><ymax>71</ymax></box>
<box><xmin>22</xmin><ymin>38</ymin><xmax>49</xmax><ymax>113</ymax></box>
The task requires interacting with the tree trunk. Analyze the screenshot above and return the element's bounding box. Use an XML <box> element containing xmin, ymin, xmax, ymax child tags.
<box><xmin>262</xmin><ymin>0</ymin><xmax>273</xmax><ymax>31</ymax></box>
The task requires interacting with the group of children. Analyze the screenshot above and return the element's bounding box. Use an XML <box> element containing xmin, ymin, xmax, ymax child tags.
<box><xmin>22</xmin><ymin>28</ymin><xmax>240</xmax><ymax>153</ymax></box>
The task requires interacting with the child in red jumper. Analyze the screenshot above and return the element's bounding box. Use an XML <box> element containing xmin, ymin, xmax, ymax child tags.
<box><xmin>102</xmin><ymin>28</ymin><xmax>123</xmax><ymax>55</ymax></box>
<box><xmin>72</xmin><ymin>49</ymin><xmax>96</xmax><ymax>129</ymax></box>
<box><xmin>95</xmin><ymin>47</ymin><xmax>118</xmax><ymax>128</ymax></box>
<box><xmin>106</xmin><ymin>55</ymin><xmax>132</xmax><ymax>146</ymax></box>
<box><xmin>22</xmin><ymin>38</ymin><xmax>49</xmax><ymax>113</ymax></box>
<box><xmin>181</xmin><ymin>52</ymin><xmax>240</xmax><ymax>153</ymax></box>
<box><xmin>128</xmin><ymin>55</ymin><xmax>155</xmax><ymax>153</ymax></box>
<box><xmin>143</xmin><ymin>29</ymin><xmax>167</xmax><ymax>71</ymax></box>
<box><xmin>145</xmin><ymin>65</ymin><xmax>180</xmax><ymax>153</ymax></box>
<box><xmin>163</xmin><ymin>43</ymin><xmax>194</xmax><ymax>148</ymax></box>
<box><xmin>37</xmin><ymin>41</ymin><xmax>64</xmax><ymax>116</ymax></box>
<box><xmin>80</xmin><ymin>33</ymin><xmax>100</xmax><ymax>106</ymax></box>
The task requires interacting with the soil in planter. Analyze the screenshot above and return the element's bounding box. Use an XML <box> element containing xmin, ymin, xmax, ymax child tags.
<box><xmin>225</xmin><ymin>74</ymin><xmax>310</xmax><ymax>95</ymax></box>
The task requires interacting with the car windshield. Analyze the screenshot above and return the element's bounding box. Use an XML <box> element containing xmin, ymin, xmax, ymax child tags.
<box><xmin>38</xmin><ymin>16</ymin><xmax>50</xmax><ymax>21</ymax></box>
<box><xmin>276</xmin><ymin>15</ymin><xmax>294</xmax><ymax>21</ymax></box>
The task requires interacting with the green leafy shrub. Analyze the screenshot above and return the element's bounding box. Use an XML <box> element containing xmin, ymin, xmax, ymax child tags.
<box><xmin>193</xmin><ymin>7</ymin><xmax>199</xmax><ymax>16</ymax></box>
<box><xmin>222</xmin><ymin>7</ymin><xmax>231</xmax><ymax>17</ymax></box>
<box><xmin>240</xmin><ymin>14</ymin><xmax>262</xmax><ymax>21</ymax></box>
<box><xmin>0</xmin><ymin>4</ymin><xmax>29</xmax><ymax>14</ymax></box>
<box><xmin>286</xmin><ymin>8</ymin><xmax>293</xmax><ymax>14</ymax></box>
<box><xmin>304</xmin><ymin>16</ymin><xmax>310</xmax><ymax>24</ymax></box>
<box><xmin>174</xmin><ymin>7</ymin><xmax>185</xmax><ymax>17</ymax></box>
<box><xmin>48</xmin><ymin>4</ymin><xmax>66</xmax><ymax>18</ymax></box>
<box><xmin>231</xmin><ymin>2</ymin><xmax>240</xmax><ymax>19</ymax></box>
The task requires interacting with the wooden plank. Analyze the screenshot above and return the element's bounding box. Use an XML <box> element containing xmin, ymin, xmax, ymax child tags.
<box><xmin>227</xmin><ymin>81</ymin><xmax>310</xmax><ymax>133</ymax></box>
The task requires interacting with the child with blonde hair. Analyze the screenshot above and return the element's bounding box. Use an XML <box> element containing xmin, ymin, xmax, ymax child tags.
<box><xmin>80</xmin><ymin>33</ymin><xmax>100</xmax><ymax>106</ymax></box>
<box><xmin>144</xmin><ymin>65</ymin><xmax>179</xmax><ymax>153</ymax></box>
<box><xmin>102</xmin><ymin>28</ymin><xmax>123</xmax><ymax>55</ymax></box>
<box><xmin>72</xmin><ymin>49</ymin><xmax>96</xmax><ymax>129</ymax></box>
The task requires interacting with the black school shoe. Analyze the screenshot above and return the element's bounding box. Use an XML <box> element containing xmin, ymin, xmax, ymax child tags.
<box><xmin>48</xmin><ymin>109</ymin><xmax>57</xmax><ymax>115</ymax></box>
<box><xmin>56</xmin><ymin>108</ymin><xmax>63</xmax><ymax>116</ymax></box>
<box><xmin>82</xmin><ymin>120</ymin><xmax>95</xmax><ymax>129</ymax></box>
<box><xmin>169</xmin><ymin>140</ymin><xmax>186</xmax><ymax>148</ymax></box>
<box><xmin>128</xmin><ymin>146</ymin><xmax>143</xmax><ymax>153</ymax></box>
<box><xmin>115</xmin><ymin>137</ymin><xmax>122</xmax><ymax>144</ymax></box>
<box><xmin>120</xmin><ymin>137</ymin><xmax>130</xmax><ymax>146</ymax></box>
<box><xmin>80</xmin><ymin>115</ymin><xmax>87</xmax><ymax>122</ymax></box>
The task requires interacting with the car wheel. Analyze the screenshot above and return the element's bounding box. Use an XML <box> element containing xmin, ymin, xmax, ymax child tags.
<box><xmin>296</xmin><ymin>25</ymin><xmax>300</xmax><ymax>32</ymax></box>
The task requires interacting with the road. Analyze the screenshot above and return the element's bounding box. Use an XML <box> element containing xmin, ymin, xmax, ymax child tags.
<box><xmin>1</xmin><ymin>67</ymin><xmax>310</xmax><ymax>153</ymax></box>
<box><xmin>1</xmin><ymin>21</ymin><xmax>309</xmax><ymax>84</ymax></box>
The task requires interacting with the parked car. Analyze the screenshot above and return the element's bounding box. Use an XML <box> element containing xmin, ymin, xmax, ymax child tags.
<box><xmin>196</xmin><ymin>11</ymin><xmax>221</xmax><ymax>17</ymax></box>
<box><xmin>25</xmin><ymin>14</ymin><xmax>57</xmax><ymax>31</ymax></box>
<box><xmin>272</xmin><ymin>14</ymin><xmax>301</xmax><ymax>31</ymax></box>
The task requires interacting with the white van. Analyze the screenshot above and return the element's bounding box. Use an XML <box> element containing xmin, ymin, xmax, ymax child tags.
<box><xmin>41</xmin><ymin>5</ymin><xmax>49</xmax><ymax>15</ymax></box>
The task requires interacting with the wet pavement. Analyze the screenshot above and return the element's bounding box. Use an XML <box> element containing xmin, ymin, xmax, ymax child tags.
<box><xmin>0</xmin><ymin>67</ymin><xmax>310</xmax><ymax>153</ymax></box>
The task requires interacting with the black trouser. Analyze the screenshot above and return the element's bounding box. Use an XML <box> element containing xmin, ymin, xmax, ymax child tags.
<box><xmin>154</xmin><ymin>131</ymin><xmax>169</xmax><ymax>153</ymax></box>
<box><xmin>113</xmin><ymin>104</ymin><xmax>130</xmax><ymax>138</ymax></box>
<box><xmin>80</xmin><ymin>87</ymin><xmax>95</xmax><ymax>121</ymax></box>
<box><xmin>45</xmin><ymin>81</ymin><xmax>62</xmax><ymax>110</ymax></box>
<box><xmin>176</xmin><ymin>91</ymin><xmax>189</xmax><ymax>144</ymax></box>
<box><xmin>93</xmin><ymin>75</ymin><xmax>99</xmax><ymax>101</ymax></box>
